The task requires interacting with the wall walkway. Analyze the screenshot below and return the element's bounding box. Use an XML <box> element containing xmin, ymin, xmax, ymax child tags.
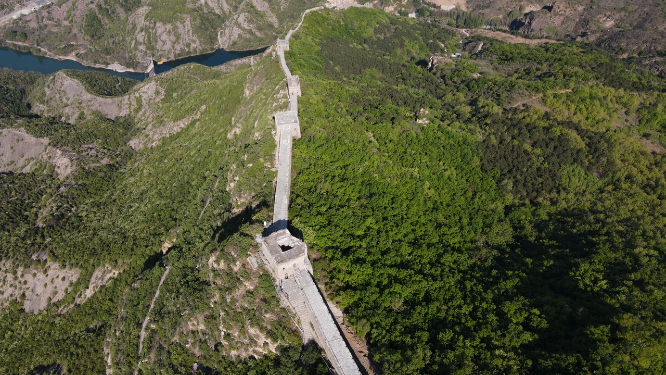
<box><xmin>259</xmin><ymin>8</ymin><xmax>362</xmax><ymax>374</ymax></box>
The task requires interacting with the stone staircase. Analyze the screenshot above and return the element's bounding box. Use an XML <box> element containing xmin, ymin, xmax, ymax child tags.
<box><xmin>279</xmin><ymin>271</ymin><xmax>315</xmax><ymax>343</ymax></box>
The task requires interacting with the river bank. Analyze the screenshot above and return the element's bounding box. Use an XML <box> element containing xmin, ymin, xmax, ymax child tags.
<box><xmin>0</xmin><ymin>45</ymin><xmax>147</xmax><ymax>80</ymax></box>
<box><xmin>0</xmin><ymin>42</ymin><xmax>266</xmax><ymax>81</ymax></box>
<box><xmin>1</xmin><ymin>40</ymin><xmax>144</xmax><ymax>73</ymax></box>
<box><xmin>2</xmin><ymin>39</ymin><xmax>269</xmax><ymax>73</ymax></box>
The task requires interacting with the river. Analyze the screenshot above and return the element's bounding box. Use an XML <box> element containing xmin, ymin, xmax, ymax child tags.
<box><xmin>0</xmin><ymin>46</ymin><xmax>265</xmax><ymax>81</ymax></box>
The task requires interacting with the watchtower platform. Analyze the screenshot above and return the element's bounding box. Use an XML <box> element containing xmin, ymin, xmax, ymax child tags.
<box><xmin>287</xmin><ymin>75</ymin><xmax>301</xmax><ymax>97</ymax></box>
<box><xmin>277</xmin><ymin>39</ymin><xmax>290</xmax><ymax>51</ymax></box>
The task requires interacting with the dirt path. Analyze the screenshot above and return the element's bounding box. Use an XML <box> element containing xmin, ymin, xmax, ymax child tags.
<box><xmin>135</xmin><ymin>266</ymin><xmax>170</xmax><ymax>374</ymax></box>
<box><xmin>507</xmin><ymin>89</ymin><xmax>572</xmax><ymax>109</ymax></box>
<box><xmin>468</xmin><ymin>29</ymin><xmax>559</xmax><ymax>45</ymax></box>
<box><xmin>197</xmin><ymin>177</ymin><xmax>220</xmax><ymax>224</ymax></box>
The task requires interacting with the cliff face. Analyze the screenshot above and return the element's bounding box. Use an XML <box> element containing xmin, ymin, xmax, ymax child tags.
<box><xmin>509</xmin><ymin>0</ymin><xmax>665</xmax><ymax>38</ymax></box>
<box><xmin>0</xmin><ymin>0</ymin><xmax>322</xmax><ymax>70</ymax></box>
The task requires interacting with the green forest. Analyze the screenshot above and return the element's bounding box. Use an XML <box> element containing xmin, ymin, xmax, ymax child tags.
<box><xmin>286</xmin><ymin>8</ymin><xmax>666</xmax><ymax>374</ymax></box>
<box><xmin>2</xmin><ymin>6</ymin><xmax>666</xmax><ymax>375</ymax></box>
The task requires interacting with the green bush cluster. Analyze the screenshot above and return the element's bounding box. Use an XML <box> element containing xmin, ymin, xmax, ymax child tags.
<box><xmin>0</xmin><ymin>68</ymin><xmax>41</xmax><ymax>116</ymax></box>
<box><xmin>4</xmin><ymin>29</ymin><xmax>28</xmax><ymax>42</ymax></box>
<box><xmin>63</xmin><ymin>70</ymin><xmax>139</xmax><ymax>97</ymax></box>
<box><xmin>83</xmin><ymin>10</ymin><xmax>104</xmax><ymax>40</ymax></box>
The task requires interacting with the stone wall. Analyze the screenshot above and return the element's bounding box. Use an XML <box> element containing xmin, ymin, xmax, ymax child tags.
<box><xmin>263</xmin><ymin>18</ymin><xmax>361</xmax><ymax>375</ymax></box>
<box><xmin>296</xmin><ymin>268</ymin><xmax>361</xmax><ymax>375</ymax></box>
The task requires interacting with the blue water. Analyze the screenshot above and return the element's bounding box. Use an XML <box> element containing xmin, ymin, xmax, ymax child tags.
<box><xmin>0</xmin><ymin>46</ymin><xmax>265</xmax><ymax>80</ymax></box>
<box><xmin>0</xmin><ymin>47</ymin><xmax>146</xmax><ymax>80</ymax></box>
<box><xmin>154</xmin><ymin>48</ymin><xmax>265</xmax><ymax>74</ymax></box>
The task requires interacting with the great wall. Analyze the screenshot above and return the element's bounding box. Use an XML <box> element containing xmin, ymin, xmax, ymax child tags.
<box><xmin>256</xmin><ymin>5</ymin><xmax>363</xmax><ymax>375</ymax></box>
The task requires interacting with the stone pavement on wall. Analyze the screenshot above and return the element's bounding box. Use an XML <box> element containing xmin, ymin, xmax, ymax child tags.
<box><xmin>272</xmin><ymin>127</ymin><xmax>293</xmax><ymax>231</ymax></box>
<box><xmin>259</xmin><ymin>12</ymin><xmax>362</xmax><ymax>375</ymax></box>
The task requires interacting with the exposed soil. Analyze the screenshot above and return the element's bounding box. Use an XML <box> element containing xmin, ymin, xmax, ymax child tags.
<box><xmin>641</xmin><ymin>137</ymin><xmax>666</xmax><ymax>155</ymax></box>
<box><xmin>31</xmin><ymin>72</ymin><xmax>125</xmax><ymax>122</ymax></box>
<box><xmin>128</xmin><ymin>105</ymin><xmax>206</xmax><ymax>150</ymax></box>
<box><xmin>0</xmin><ymin>128</ymin><xmax>73</xmax><ymax>179</ymax></box>
<box><xmin>430</xmin><ymin>0</ymin><xmax>467</xmax><ymax>11</ymax></box>
<box><xmin>0</xmin><ymin>0</ymin><xmax>27</xmax><ymax>18</ymax></box>
<box><xmin>0</xmin><ymin>261</ymin><xmax>80</xmax><ymax>313</ymax></box>
<box><xmin>29</xmin><ymin>71</ymin><xmax>201</xmax><ymax>152</ymax></box>
<box><xmin>30</xmin><ymin>70</ymin><xmax>218</xmax><ymax>151</ymax></box>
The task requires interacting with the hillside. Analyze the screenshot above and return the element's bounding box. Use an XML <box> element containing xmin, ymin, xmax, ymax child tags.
<box><xmin>2</xmin><ymin>5</ymin><xmax>666</xmax><ymax>374</ymax></box>
<box><xmin>437</xmin><ymin>0</ymin><xmax>666</xmax><ymax>76</ymax></box>
<box><xmin>0</xmin><ymin>51</ymin><xmax>327</xmax><ymax>373</ymax></box>
<box><xmin>285</xmin><ymin>7</ymin><xmax>666</xmax><ymax>374</ymax></box>
<box><xmin>0</xmin><ymin>0</ymin><xmax>322</xmax><ymax>70</ymax></box>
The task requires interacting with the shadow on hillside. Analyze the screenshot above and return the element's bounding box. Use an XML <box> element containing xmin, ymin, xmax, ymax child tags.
<box><xmin>495</xmin><ymin>207</ymin><xmax>620</xmax><ymax>370</ymax></box>
<box><xmin>141</xmin><ymin>251</ymin><xmax>164</xmax><ymax>272</ymax></box>
<box><xmin>212</xmin><ymin>201</ymin><xmax>269</xmax><ymax>244</ymax></box>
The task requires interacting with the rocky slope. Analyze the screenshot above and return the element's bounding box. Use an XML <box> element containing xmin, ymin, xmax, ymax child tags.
<box><xmin>0</xmin><ymin>0</ymin><xmax>322</xmax><ymax>71</ymax></box>
<box><xmin>462</xmin><ymin>0</ymin><xmax>666</xmax><ymax>75</ymax></box>
<box><xmin>0</xmin><ymin>50</ymin><xmax>328</xmax><ymax>373</ymax></box>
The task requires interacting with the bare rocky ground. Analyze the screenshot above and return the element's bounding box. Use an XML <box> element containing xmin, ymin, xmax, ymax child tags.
<box><xmin>429</xmin><ymin>0</ymin><xmax>467</xmax><ymax>11</ymax></box>
<box><xmin>74</xmin><ymin>265</ymin><xmax>122</xmax><ymax>305</ymax></box>
<box><xmin>0</xmin><ymin>128</ymin><xmax>73</xmax><ymax>178</ymax></box>
<box><xmin>30</xmin><ymin>71</ymin><xmax>163</xmax><ymax>125</ymax></box>
<box><xmin>0</xmin><ymin>0</ymin><xmax>30</xmax><ymax>18</ymax></box>
<box><xmin>30</xmin><ymin>70</ymin><xmax>223</xmax><ymax>151</ymax></box>
<box><xmin>0</xmin><ymin>261</ymin><xmax>80</xmax><ymax>312</ymax></box>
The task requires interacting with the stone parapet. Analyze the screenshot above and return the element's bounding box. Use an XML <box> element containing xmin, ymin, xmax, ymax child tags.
<box><xmin>275</xmin><ymin>110</ymin><xmax>301</xmax><ymax>140</ymax></box>
<box><xmin>296</xmin><ymin>269</ymin><xmax>362</xmax><ymax>375</ymax></box>
<box><xmin>273</xmin><ymin>127</ymin><xmax>293</xmax><ymax>228</ymax></box>
<box><xmin>277</xmin><ymin>39</ymin><xmax>290</xmax><ymax>51</ymax></box>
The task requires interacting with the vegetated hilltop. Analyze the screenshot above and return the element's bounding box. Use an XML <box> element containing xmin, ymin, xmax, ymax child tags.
<box><xmin>0</xmin><ymin>0</ymin><xmax>322</xmax><ymax>70</ymax></box>
<box><xmin>0</xmin><ymin>53</ymin><xmax>328</xmax><ymax>373</ymax></box>
<box><xmin>286</xmin><ymin>7</ymin><xmax>666</xmax><ymax>374</ymax></box>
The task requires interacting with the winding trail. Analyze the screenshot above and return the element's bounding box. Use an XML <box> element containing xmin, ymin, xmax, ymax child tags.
<box><xmin>135</xmin><ymin>265</ymin><xmax>170</xmax><ymax>374</ymax></box>
<box><xmin>197</xmin><ymin>177</ymin><xmax>220</xmax><ymax>224</ymax></box>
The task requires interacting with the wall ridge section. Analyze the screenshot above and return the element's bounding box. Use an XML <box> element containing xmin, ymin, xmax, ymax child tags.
<box><xmin>259</xmin><ymin>7</ymin><xmax>362</xmax><ymax>374</ymax></box>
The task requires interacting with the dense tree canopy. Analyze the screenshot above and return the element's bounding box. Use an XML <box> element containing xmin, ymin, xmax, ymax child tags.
<box><xmin>287</xmin><ymin>8</ymin><xmax>666</xmax><ymax>374</ymax></box>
